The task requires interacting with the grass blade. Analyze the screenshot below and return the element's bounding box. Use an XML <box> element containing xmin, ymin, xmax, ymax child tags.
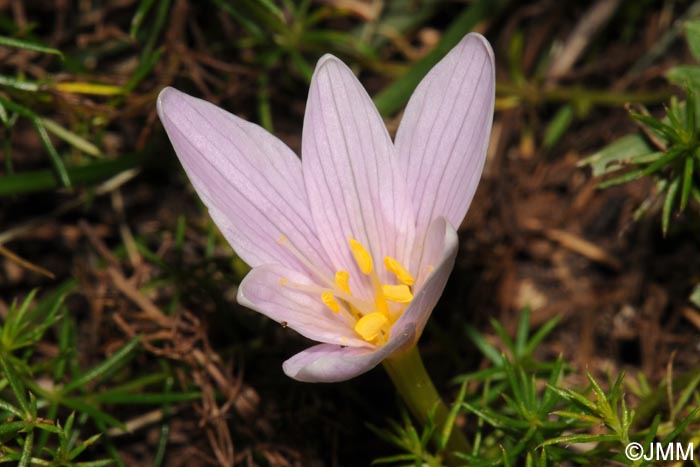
<box><xmin>18</xmin><ymin>429</ymin><xmax>33</xmax><ymax>467</ymax></box>
<box><xmin>0</xmin><ymin>153</ymin><xmax>140</xmax><ymax>196</ymax></box>
<box><xmin>39</xmin><ymin>118</ymin><xmax>101</xmax><ymax>157</ymax></box>
<box><xmin>0</xmin><ymin>35</ymin><xmax>62</xmax><ymax>57</ymax></box>
<box><xmin>130</xmin><ymin>0</ymin><xmax>157</xmax><ymax>37</ymax></box>
<box><xmin>0</xmin><ymin>353</ymin><xmax>30</xmax><ymax>414</ymax></box>
<box><xmin>680</xmin><ymin>156</ymin><xmax>694</xmax><ymax>211</ymax></box>
<box><xmin>62</xmin><ymin>336</ymin><xmax>141</xmax><ymax>393</ymax></box>
<box><xmin>662</xmin><ymin>176</ymin><xmax>681</xmax><ymax>236</ymax></box>
<box><xmin>373</xmin><ymin>0</ymin><xmax>508</xmax><ymax>116</ymax></box>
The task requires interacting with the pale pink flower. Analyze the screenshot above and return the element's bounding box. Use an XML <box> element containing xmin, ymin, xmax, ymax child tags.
<box><xmin>157</xmin><ymin>33</ymin><xmax>494</xmax><ymax>382</ymax></box>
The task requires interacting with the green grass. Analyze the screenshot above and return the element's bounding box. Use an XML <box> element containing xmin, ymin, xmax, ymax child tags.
<box><xmin>1</xmin><ymin>1</ymin><xmax>699</xmax><ymax>465</ymax></box>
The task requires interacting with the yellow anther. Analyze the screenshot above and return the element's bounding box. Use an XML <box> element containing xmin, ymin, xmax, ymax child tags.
<box><xmin>384</xmin><ymin>257</ymin><xmax>415</xmax><ymax>285</ymax></box>
<box><xmin>279</xmin><ymin>278</ymin><xmax>288</xmax><ymax>286</ymax></box>
<box><xmin>335</xmin><ymin>270</ymin><xmax>351</xmax><ymax>294</ymax></box>
<box><xmin>321</xmin><ymin>292</ymin><xmax>341</xmax><ymax>314</ymax></box>
<box><xmin>348</xmin><ymin>238</ymin><xmax>373</xmax><ymax>274</ymax></box>
<box><xmin>381</xmin><ymin>284</ymin><xmax>413</xmax><ymax>303</ymax></box>
<box><xmin>354</xmin><ymin>312</ymin><xmax>388</xmax><ymax>341</ymax></box>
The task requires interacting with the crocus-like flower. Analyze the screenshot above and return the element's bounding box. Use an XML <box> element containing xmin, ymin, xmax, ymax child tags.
<box><xmin>157</xmin><ymin>33</ymin><xmax>494</xmax><ymax>383</ymax></box>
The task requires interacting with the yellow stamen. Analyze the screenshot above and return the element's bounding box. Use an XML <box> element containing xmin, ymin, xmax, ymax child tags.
<box><xmin>374</xmin><ymin>294</ymin><xmax>389</xmax><ymax>317</ymax></box>
<box><xmin>348</xmin><ymin>238</ymin><xmax>373</xmax><ymax>274</ymax></box>
<box><xmin>283</xmin><ymin>279</ymin><xmax>370</xmax><ymax>313</ymax></box>
<box><xmin>354</xmin><ymin>312</ymin><xmax>388</xmax><ymax>341</ymax></box>
<box><xmin>384</xmin><ymin>256</ymin><xmax>415</xmax><ymax>285</ymax></box>
<box><xmin>321</xmin><ymin>292</ymin><xmax>341</xmax><ymax>313</ymax></box>
<box><xmin>381</xmin><ymin>284</ymin><xmax>414</xmax><ymax>303</ymax></box>
<box><xmin>335</xmin><ymin>270</ymin><xmax>351</xmax><ymax>294</ymax></box>
<box><xmin>279</xmin><ymin>278</ymin><xmax>288</xmax><ymax>286</ymax></box>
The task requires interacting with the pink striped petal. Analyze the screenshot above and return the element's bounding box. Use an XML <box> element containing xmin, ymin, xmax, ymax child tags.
<box><xmin>157</xmin><ymin>87</ymin><xmax>331</xmax><ymax>276</ymax></box>
<box><xmin>282</xmin><ymin>323</ymin><xmax>416</xmax><ymax>382</ymax></box>
<box><xmin>395</xmin><ymin>33</ymin><xmax>495</xmax><ymax>235</ymax></box>
<box><xmin>237</xmin><ymin>264</ymin><xmax>369</xmax><ymax>348</ymax></box>
<box><xmin>302</xmin><ymin>55</ymin><xmax>415</xmax><ymax>296</ymax></box>
<box><xmin>395</xmin><ymin>217</ymin><xmax>459</xmax><ymax>340</ymax></box>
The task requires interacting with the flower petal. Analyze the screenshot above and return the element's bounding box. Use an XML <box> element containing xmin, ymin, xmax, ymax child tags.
<box><xmin>283</xmin><ymin>323</ymin><xmax>416</xmax><ymax>382</ymax></box>
<box><xmin>394</xmin><ymin>217</ymin><xmax>459</xmax><ymax>341</ymax></box>
<box><xmin>302</xmin><ymin>55</ymin><xmax>415</xmax><ymax>294</ymax></box>
<box><xmin>237</xmin><ymin>264</ymin><xmax>369</xmax><ymax>348</ymax></box>
<box><xmin>157</xmin><ymin>87</ymin><xmax>331</xmax><ymax>276</ymax></box>
<box><xmin>395</xmin><ymin>33</ymin><xmax>495</xmax><ymax>235</ymax></box>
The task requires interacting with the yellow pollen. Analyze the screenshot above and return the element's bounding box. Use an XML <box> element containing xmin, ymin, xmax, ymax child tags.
<box><xmin>384</xmin><ymin>257</ymin><xmax>415</xmax><ymax>285</ymax></box>
<box><xmin>381</xmin><ymin>284</ymin><xmax>413</xmax><ymax>303</ymax></box>
<box><xmin>321</xmin><ymin>292</ymin><xmax>341</xmax><ymax>314</ymax></box>
<box><xmin>348</xmin><ymin>238</ymin><xmax>373</xmax><ymax>274</ymax></box>
<box><xmin>335</xmin><ymin>270</ymin><xmax>351</xmax><ymax>294</ymax></box>
<box><xmin>354</xmin><ymin>312</ymin><xmax>388</xmax><ymax>341</ymax></box>
<box><xmin>279</xmin><ymin>278</ymin><xmax>288</xmax><ymax>286</ymax></box>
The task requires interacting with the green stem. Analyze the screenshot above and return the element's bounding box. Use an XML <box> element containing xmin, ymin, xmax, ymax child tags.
<box><xmin>383</xmin><ymin>345</ymin><xmax>469</xmax><ymax>464</ymax></box>
<box><xmin>0</xmin><ymin>152</ymin><xmax>140</xmax><ymax>196</ymax></box>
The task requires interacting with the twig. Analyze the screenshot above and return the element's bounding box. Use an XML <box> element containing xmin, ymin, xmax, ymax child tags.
<box><xmin>106</xmin><ymin>266</ymin><xmax>171</xmax><ymax>327</ymax></box>
<box><xmin>547</xmin><ymin>0</ymin><xmax>622</xmax><ymax>81</ymax></box>
<box><xmin>107</xmin><ymin>405</ymin><xmax>186</xmax><ymax>437</ymax></box>
<box><xmin>523</xmin><ymin>218</ymin><xmax>622</xmax><ymax>270</ymax></box>
<box><xmin>0</xmin><ymin>244</ymin><xmax>55</xmax><ymax>279</ymax></box>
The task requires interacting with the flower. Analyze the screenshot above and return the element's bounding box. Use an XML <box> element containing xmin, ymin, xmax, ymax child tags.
<box><xmin>157</xmin><ymin>33</ymin><xmax>494</xmax><ymax>382</ymax></box>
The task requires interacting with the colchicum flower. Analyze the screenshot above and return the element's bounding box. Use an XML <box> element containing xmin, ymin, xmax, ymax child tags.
<box><xmin>157</xmin><ymin>33</ymin><xmax>494</xmax><ymax>383</ymax></box>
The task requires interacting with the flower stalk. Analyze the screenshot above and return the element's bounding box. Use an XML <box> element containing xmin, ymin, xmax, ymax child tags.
<box><xmin>383</xmin><ymin>345</ymin><xmax>470</xmax><ymax>463</ymax></box>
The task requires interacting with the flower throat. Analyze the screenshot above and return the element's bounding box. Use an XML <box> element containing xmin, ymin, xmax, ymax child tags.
<box><xmin>278</xmin><ymin>237</ymin><xmax>415</xmax><ymax>346</ymax></box>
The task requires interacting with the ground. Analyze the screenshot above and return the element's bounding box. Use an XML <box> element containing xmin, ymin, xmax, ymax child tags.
<box><xmin>0</xmin><ymin>0</ymin><xmax>699</xmax><ymax>466</ymax></box>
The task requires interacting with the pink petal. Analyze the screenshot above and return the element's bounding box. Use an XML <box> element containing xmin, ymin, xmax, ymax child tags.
<box><xmin>282</xmin><ymin>323</ymin><xmax>416</xmax><ymax>382</ymax></box>
<box><xmin>302</xmin><ymin>55</ymin><xmax>415</xmax><ymax>296</ymax></box>
<box><xmin>157</xmin><ymin>87</ymin><xmax>331</xmax><ymax>276</ymax></box>
<box><xmin>395</xmin><ymin>33</ymin><xmax>495</xmax><ymax>235</ymax></box>
<box><xmin>395</xmin><ymin>217</ymin><xmax>459</xmax><ymax>341</ymax></box>
<box><xmin>237</xmin><ymin>264</ymin><xmax>369</xmax><ymax>348</ymax></box>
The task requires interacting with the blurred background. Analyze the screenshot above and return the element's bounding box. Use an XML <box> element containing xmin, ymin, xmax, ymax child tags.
<box><xmin>0</xmin><ymin>0</ymin><xmax>699</xmax><ymax>465</ymax></box>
